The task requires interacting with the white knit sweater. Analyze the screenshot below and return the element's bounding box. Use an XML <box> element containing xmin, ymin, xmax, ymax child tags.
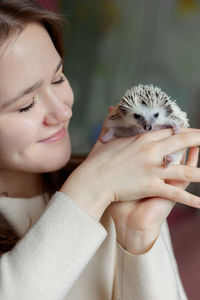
<box><xmin>0</xmin><ymin>191</ymin><xmax>187</xmax><ymax>300</ymax></box>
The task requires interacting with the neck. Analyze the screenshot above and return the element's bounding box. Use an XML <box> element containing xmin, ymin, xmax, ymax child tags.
<box><xmin>0</xmin><ymin>170</ymin><xmax>44</xmax><ymax>198</ymax></box>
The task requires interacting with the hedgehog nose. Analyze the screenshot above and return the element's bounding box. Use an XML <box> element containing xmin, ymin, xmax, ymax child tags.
<box><xmin>144</xmin><ymin>124</ymin><xmax>152</xmax><ymax>131</ymax></box>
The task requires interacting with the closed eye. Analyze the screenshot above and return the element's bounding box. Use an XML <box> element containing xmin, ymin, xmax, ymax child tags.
<box><xmin>18</xmin><ymin>97</ymin><xmax>36</xmax><ymax>113</ymax></box>
<box><xmin>52</xmin><ymin>75</ymin><xmax>66</xmax><ymax>85</ymax></box>
<box><xmin>18</xmin><ymin>75</ymin><xmax>66</xmax><ymax>113</ymax></box>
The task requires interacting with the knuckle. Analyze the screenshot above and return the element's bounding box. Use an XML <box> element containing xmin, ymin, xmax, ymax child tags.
<box><xmin>134</xmin><ymin>134</ymin><xmax>159</xmax><ymax>157</ymax></box>
<box><xmin>170</xmin><ymin>189</ymin><xmax>182</xmax><ymax>200</ymax></box>
<box><xmin>146</xmin><ymin>178</ymin><xmax>160</xmax><ymax>192</ymax></box>
<box><xmin>183</xmin><ymin>166</ymin><xmax>193</xmax><ymax>180</ymax></box>
<box><xmin>187</xmin><ymin>193</ymin><xmax>196</xmax><ymax>207</ymax></box>
<box><xmin>145</xmin><ymin>144</ymin><xmax>158</xmax><ymax>159</ymax></box>
<box><xmin>191</xmin><ymin>196</ymin><xmax>199</xmax><ymax>208</ymax></box>
<box><xmin>181</xmin><ymin>133</ymin><xmax>190</xmax><ymax>144</ymax></box>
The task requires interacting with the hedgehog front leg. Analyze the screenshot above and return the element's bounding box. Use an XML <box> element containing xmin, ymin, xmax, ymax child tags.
<box><xmin>163</xmin><ymin>155</ymin><xmax>173</xmax><ymax>168</ymax></box>
<box><xmin>99</xmin><ymin>127</ymin><xmax>115</xmax><ymax>143</ymax></box>
<box><xmin>171</xmin><ymin>123</ymin><xmax>181</xmax><ymax>134</ymax></box>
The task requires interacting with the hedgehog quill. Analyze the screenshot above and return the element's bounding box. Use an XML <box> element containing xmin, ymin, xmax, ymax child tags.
<box><xmin>100</xmin><ymin>84</ymin><xmax>189</xmax><ymax>167</ymax></box>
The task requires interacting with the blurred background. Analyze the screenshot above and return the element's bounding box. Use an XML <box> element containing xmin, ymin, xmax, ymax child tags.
<box><xmin>38</xmin><ymin>0</ymin><xmax>200</xmax><ymax>299</ymax></box>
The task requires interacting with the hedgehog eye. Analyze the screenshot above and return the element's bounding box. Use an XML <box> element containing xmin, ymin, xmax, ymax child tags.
<box><xmin>142</xmin><ymin>101</ymin><xmax>147</xmax><ymax>105</ymax></box>
<box><xmin>154</xmin><ymin>113</ymin><xmax>159</xmax><ymax>118</ymax></box>
<box><xmin>134</xmin><ymin>113</ymin><xmax>141</xmax><ymax>119</ymax></box>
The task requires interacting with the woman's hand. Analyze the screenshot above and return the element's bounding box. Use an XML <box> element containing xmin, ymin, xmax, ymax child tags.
<box><xmin>106</xmin><ymin>146</ymin><xmax>199</xmax><ymax>254</ymax></box>
<box><xmin>61</xmin><ymin>126</ymin><xmax>200</xmax><ymax>221</ymax></box>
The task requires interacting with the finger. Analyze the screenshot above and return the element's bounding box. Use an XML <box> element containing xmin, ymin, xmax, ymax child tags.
<box><xmin>186</xmin><ymin>147</ymin><xmax>199</xmax><ymax>167</ymax></box>
<box><xmin>99</xmin><ymin>125</ymin><xmax>186</xmax><ymax>147</ymax></box>
<box><xmin>159</xmin><ymin>132</ymin><xmax>200</xmax><ymax>156</ymax></box>
<box><xmin>132</xmin><ymin>128</ymin><xmax>200</xmax><ymax>145</ymax></box>
<box><xmin>99</xmin><ymin>127</ymin><xmax>200</xmax><ymax>147</ymax></box>
<box><xmin>175</xmin><ymin>147</ymin><xmax>199</xmax><ymax>189</ymax></box>
<box><xmin>156</xmin><ymin>182</ymin><xmax>200</xmax><ymax>209</ymax></box>
<box><xmin>135</xmin><ymin>128</ymin><xmax>200</xmax><ymax>145</ymax></box>
<box><xmin>96</xmin><ymin>128</ymin><xmax>173</xmax><ymax>150</ymax></box>
<box><xmin>95</xmin><ymin>129</ymin><xmax>195</xmax><ymax>156</ymax></box>
<box><xmin>179</xmin><ymin>128</ymin><xmax>200</xmax><ymax>133</ymax></box>
<box><xmin>164</xmin><ymin>147</ymin><xmax>199</xmax><ymax>188</ymax></box>
<box><xmin>114</xmin><ymin>128</ymin><xmax>174</xmax><ymax>146</ymax></box>
<box><xmin>96</xmin><ymin>127</ymin><xmax>200</xmax><ymax>153</ymax></box>
<box><xmin>164</xmin><ymin>147</ymin><xmax>199</xmax><ymax>180</ymax></box>
<box><xmin>134</xmin><ymin>128</ymin><xmax>173</xmax><ymax>142</ymax></box>
<box><xmin>162</xmin><ymin>164</ymin><xmax>200</xmax><ymax>182</ymax></box>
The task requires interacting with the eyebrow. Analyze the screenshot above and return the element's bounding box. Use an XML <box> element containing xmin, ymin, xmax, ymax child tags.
<box><xmin>1</xmin><ymin>58</ymin><xmax>63</xmax><ymax>109</ymax></box>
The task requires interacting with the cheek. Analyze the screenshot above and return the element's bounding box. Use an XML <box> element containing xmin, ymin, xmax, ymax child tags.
<box><xmin>0</xmin><ymin>117</ymin><xmax>38</xmax><ymax>152</ymax></box>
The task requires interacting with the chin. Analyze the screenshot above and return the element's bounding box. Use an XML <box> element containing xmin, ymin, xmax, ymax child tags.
<box><xmin>36</xmin><ymin>133</ymin><xmax>72</xmax><ymax>173</ymax></box>
<box><xmin>40</xmin><ymin>149</ymin><xmax>72</xmax><ymax>173</ymax></box>
<box><xmin>43</xmin><ymin>159</ymin><xmax>70</xmax><ymax>173</ymax></box>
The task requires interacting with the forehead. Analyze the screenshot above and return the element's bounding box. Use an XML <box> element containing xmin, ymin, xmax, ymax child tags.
<box><xmin>130</xmin><ymin>105</ymin><xmax>165</xmax><ymax>115</ymax></box>
<box><xmin>0</xmin><ymin>22</ymin><xmax>60</xmax><ymax>102</ymax></box>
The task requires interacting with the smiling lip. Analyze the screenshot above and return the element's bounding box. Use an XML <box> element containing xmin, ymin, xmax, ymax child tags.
<box><xmin>38</xmin><ymin>127</ymin><xmax>66</xmax><ymax>143</ymax></box>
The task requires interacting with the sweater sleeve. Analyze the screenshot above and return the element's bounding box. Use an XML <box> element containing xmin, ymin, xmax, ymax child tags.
<box><xmin>0</xmin><ymin>192</ymin><xmax>107</xmax><ymax>300</ymax></box>
<box><xmin>113</xmin><ymin>220</ymin><xmax>187</xmax><ymax>300</ymax></box>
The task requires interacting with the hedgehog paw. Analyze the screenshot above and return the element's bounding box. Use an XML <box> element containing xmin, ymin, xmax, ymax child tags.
<box><xmin>171</xmin><ymin>124</ymin><xmax>181</xmax><ymax>135</ymax></box>
<box><xmin>99</xmin><ymin>130</ymin><xmax>114</xmax><ymax>143</ymax></box>
<box><xmin>100</xmin><ymin>135</ymin><xmax>111</xmax><ymax>143</ymax></box>
<box><xmin>163</xmin><ymin>155</ymin><xmax>173</xmax><ymax>168</ymax></box>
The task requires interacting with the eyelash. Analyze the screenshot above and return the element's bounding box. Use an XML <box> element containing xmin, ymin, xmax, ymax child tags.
<box><xmin>18</xmin><ymin>75</ymin><xmax>66</xmax><ymax>113</ymax></box>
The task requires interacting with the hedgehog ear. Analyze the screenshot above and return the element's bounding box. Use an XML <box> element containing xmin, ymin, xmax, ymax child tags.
<box><xmin>108</xmin><ymin>106</ymin><xmax>122</xmax><ymax>120</ymax></box>
<box><xmin>165</xmin><ymin>104</ymin><xmax>173</xmax><ymax>115</ymax></box>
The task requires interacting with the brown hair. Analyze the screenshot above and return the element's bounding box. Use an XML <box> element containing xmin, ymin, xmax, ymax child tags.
<box><xmin>0</xmin><ymin>0</ymin><xmax>64</xmax><ymax>56</ymax></box>
<box><xmin>0</xmin><ymin>0</ymin><xmax>85</xmax><ymax>254</ymax></box>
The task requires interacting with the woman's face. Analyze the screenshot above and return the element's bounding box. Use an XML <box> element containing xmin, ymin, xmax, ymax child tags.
<box><xmin>0</xmin><ymin>22</ymin><xmax>74</xmax><ymax>173</ymax></box>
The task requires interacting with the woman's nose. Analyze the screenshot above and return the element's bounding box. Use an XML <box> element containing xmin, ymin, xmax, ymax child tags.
<box><xmin>42</xmin><ymin>93</ymin><xmax>72</xmax><ymax>126</ymax></box>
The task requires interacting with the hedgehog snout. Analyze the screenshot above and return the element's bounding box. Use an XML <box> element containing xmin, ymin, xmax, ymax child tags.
<box><xmin>144</xmin><ymin>124</ymin><xmax>152</xmax><ymax>131</ymax></box>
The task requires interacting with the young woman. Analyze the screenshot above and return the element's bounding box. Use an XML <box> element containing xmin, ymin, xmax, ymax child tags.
<box><xmin>0</xmin><ymin>1</ymin><xmax>200</xmax><ymax>299</ymax></box>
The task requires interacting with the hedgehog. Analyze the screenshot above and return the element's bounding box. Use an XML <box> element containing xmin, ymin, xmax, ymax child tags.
<box><xmin>99</xmin><ymin>84</ymin><xmax>189</xmax><ymax>167</ymax></box>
